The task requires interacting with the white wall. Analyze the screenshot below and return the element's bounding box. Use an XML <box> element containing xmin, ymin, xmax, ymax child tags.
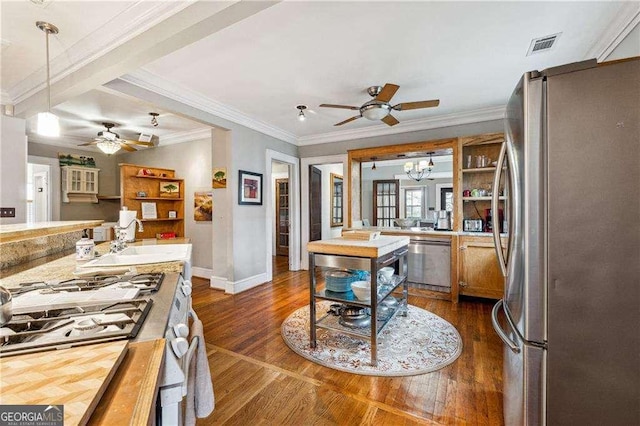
<box><xmin>0</xmin><ymin>115</ymin><xmax>27</xmax><ymax>224</ymax></box>
<box><xmin>121</xmin><ymin>137</ymin><xmax>213</xmax><ymax>271</ymax></box>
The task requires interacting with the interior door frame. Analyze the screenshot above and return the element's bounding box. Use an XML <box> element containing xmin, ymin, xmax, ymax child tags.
<box><xmin>300</xmin><ymin>154</ymin><xmax>348</xmax><ymax>270</ymax></box>
<box><xmin>275</xmin><ymin>177</ymin><xmax>290</xmax><ymax>256</ymax></box>
<box><xmin>265</xmin><ymin>150</ymin><xmax>301</xmax><ymax>279</ymax></box>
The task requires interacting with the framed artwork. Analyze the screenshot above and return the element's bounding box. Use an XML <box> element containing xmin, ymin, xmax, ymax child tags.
<box><xmin>212</xmin><ymin>168</ymin><xmax>227</xmax><ymax>189</ymax></box>
<box><xmin>238</xmin><ymin>170</ymin><xmax>262</xmax><ymax>205</ymax></box>
<box><xmin>58</xmin><ymin>153</ymin><xmax>96</xmax><ymax>168</ymax></box>
<box><xmin>160</xmin><ymin>181</ymin><xmax>180</xmax><ymax>197</ymax></box>
<box><xmin>194</xmin><ymin>191</ymin><xmax>213</xmax><ymax>221</ymax></box>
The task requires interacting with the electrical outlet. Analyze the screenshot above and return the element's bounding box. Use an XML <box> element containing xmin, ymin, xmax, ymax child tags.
<box><xmin>0</xmin><ymin>207</ymin><xmax>15</xmax><ymax>217</ymax></box>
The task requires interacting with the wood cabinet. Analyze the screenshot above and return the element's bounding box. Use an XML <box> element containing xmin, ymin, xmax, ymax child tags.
<box><xmin>458</xmin><ymin>235</ymin><xmax>504</xmax><ymax>299</ymax></box>
<box><xmin>119</xmin><ymin>164</ymin><xmax>184</xmax><ymax>240</ymax></box>
<box><xmin>459</xmin><ymin>134</ymin><xmax>506</xmax><ymax>232</ymax></box>
<box><xmin>61</xmin><ymin>166</ymin><xmax>99</xmax><ymax>203</ymax></box>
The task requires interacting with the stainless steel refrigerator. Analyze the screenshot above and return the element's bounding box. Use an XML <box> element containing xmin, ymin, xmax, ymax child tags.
<box><xmin>491</xmin><ymin>58</ymin><xmax>639</xmax><ymax>425</ymax></box>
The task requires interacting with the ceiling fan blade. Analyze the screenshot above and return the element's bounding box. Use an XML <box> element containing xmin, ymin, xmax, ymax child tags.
<box><xmin>119</xmin><ymin>143</ymin><xmax>136</xmax><ymax>152</ymax></box>
<box><xmin>334</xmin><ymin>116</ymin><xmax>361</xmax><ymax>126</ymax></box>
<box><xmin>78</xmin><ymin>142</ymin><xmax>97</xmax><ymax>146</ymax></box>
<box><xmin>375</xmin><ymin>83</ymin><xmax>400</xmax><ymax>103</ymax></box>
<box><xmin>319</xmin><ymin>104</ymin><xmax>359</xmax><ymax>110</ymax></box>
<box><xmin>381</xmin><ymin>114</ymin><xmax>399</xmax><ymax>127</ymax></box>
<box><xmin>393</xmin><ymin>99</ymin><xmax>440</xmax><ymax>111</ymax></box>
<box><xmin>122</xmin><ymin>139</ymin><xmax>154</xmax><ymax>147</ymax></box>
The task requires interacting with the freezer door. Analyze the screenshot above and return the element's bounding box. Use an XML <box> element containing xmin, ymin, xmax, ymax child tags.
<box><xmin>503</xmin><ymin>73</ymin><xmax>546</xmax><ymax>344</ymax></box>
<box><xmin>493</xmin><ymin>299</ymin><xmax>545</xmax><ymax>426</ymax></box>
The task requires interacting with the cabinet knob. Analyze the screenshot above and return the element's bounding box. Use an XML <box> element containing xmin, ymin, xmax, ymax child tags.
<box><xmin>459</xmin><ymin>281</ymin><xmax>467</xmax><ymax>287</ymax></box>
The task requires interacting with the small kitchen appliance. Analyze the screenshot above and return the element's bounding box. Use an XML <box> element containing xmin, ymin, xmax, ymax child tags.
<box><xmin>434</xmin><ymin>210</ymin><xmax>451</xmax><ymax>230</ymax></box>
<box><xmin>463</xmin><ymin>219</ymin><xmax>483</xmax><ymax>232</ymax></box>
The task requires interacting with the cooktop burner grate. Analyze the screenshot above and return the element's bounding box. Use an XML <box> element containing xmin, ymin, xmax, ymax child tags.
<box><xmin>9</xmin><ymin>273</ymin><xmax>165</xmax><ymax>296</ymax></box>
<box><xmin>0</xmin><ymin>298</ymin><xmax>153</xmax><ymax>357</ymax></box>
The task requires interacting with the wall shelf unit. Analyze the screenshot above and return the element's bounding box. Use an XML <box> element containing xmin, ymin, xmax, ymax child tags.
<box><xmin>119</xmin><ymin>163</ymin><xmax>185</xmax><ymax>240</ymax></box>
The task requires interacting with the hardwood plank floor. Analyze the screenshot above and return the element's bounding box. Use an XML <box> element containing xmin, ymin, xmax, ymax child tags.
<box><xmin>193</xmin><ymin>257</ymin><xmax>503</xmax><ymax>425</ymax></box>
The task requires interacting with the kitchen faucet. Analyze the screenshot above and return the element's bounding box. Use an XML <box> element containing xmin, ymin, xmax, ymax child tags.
<box><xmin>110</xmin><ymin>218</ymin><xmax>144</xmax><ymax>253</ymax></box>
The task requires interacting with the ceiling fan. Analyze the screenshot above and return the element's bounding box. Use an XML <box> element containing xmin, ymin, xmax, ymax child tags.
<box><xmin>320</xmin><ymin>83</ymin><xmax>439</xmax><ymax>127</ymax></box>
<box><xmin>79</xmin><ymin>122</ymin><xmax>154</xmax><ymax>155</ymax></box>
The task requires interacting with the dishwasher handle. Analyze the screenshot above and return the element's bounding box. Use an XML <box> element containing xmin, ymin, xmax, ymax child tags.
<box><xmin>409</xmin><ymin>239</ymin><xmax>451</xmax><ymax>246</ymax></box>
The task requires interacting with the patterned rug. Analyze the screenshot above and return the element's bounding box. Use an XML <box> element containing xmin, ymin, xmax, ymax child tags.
<box><xmin>281</xmin><ymin>301</ymin><xmax>462</xmax><ymax>376</ymax></box>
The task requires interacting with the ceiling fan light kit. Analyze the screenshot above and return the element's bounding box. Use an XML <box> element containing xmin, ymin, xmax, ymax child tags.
<box><xmin>320</xmin><ymin>83</ymin><xmax>439</xmax><ymax>127</ymax></box>
<box><xmin>96</xmin><ymin>139</ymin><xmax>121</xmax><ymax>155</ymax></box>
<box><xmin>35</xmin><ymin>21</ymin><xmax>60</xmax><ymax>138</ymax></box>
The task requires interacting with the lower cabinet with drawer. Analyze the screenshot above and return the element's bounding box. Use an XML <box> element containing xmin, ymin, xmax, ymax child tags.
<box><xmin>458</xmin><ymin>235</ymin><xmax>504</xmax><ymax>299</ymax></box>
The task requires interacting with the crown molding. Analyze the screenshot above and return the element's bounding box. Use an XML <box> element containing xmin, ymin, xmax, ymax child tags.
<box><xmin>9</xmin><ymin>1</ymin><xmax>196</xmax><ymax>103</ymax></box>
<box><xmin>586</xmin><ymin>2</ymin><xmax>640</xmax><ymax>61</ymax></box>
<box><xmin>296</xmin><ymin>106</ymin><xmax>506</xmax><ymax>146</ymax></box>
<box><xmin>160</xmin><ymin>128</ymin><xmax>212</xmax><ymax>146</ymax></box>
<box><xmin>1</xmin><ymin>91</ymin><xmax>11</xmax><ymax>105</ymax></box>
<box><xmin>120</xmin><ymin>69</ymin><xmax>298</xmax><ymax>145</ymax></box>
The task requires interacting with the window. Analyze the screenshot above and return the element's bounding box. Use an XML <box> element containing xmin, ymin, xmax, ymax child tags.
<box><xmin>404</xmin><ymin>188</ymin><xmax>424</xmax><ymax>218</ymax></box>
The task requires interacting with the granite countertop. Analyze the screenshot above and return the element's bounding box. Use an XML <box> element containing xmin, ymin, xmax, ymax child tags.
<box><xmin>0</xmin><ymin>242</ymin><xmax>185</xmax><ymax>289</ymax></box>
<box><xmin>0</xmin><ymin>220</ymin><xmax>104</xmax><ymax>243</ymax></box>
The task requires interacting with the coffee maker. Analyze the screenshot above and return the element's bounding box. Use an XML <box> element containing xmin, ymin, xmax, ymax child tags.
<box><xmin>435</xmin><ymin>210</ymin><xmax>451</xmax><ymax>230</ymax></box>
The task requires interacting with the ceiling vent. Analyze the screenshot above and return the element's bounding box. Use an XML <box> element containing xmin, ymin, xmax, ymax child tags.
<box><xmin>138</xmin><ymin>133</ymin><xmax>153</xmax><ymax>143</ymax></box>
<box><xmin>527</xmin><ymin>33</ymin><xmax>561</xmax><ymax>56</ymax></box>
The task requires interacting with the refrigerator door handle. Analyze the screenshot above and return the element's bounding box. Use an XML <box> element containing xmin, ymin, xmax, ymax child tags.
<box><xmin>492</xmin><ymin>141</ymin><xmax>508</xmax><ymax>277</ymax></box>
<box><xmin>491</xmin><ymin>299</ymin><xmax>521</xmax><ymax>353</ymax></box>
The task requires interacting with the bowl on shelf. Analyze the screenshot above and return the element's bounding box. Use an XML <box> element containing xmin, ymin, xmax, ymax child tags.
<box><xmin>378</xmin><ymin>267</ymin><xmax>394</xmax><ymax>280</ymax></box>
<box><xmin>394</xmin><ymin>218</ymin><xmax>416</xmax><ymax>229</ymax></box>
<box><xmin>350</xmin><ymin>281</ymin><xmax>372</xmax><ymax>301</ymax></box>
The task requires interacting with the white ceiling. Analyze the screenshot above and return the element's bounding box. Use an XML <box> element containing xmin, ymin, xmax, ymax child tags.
<box><xmin>2</xmin><ymin>1</ymin><xmax>639</xmax><ymax>150</ymax></box>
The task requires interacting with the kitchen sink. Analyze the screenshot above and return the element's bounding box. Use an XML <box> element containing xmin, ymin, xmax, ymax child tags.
<box><xmin>81</xmin><ymin>244</ymin><xmax>192</xmax><ymax>268</ymax></box>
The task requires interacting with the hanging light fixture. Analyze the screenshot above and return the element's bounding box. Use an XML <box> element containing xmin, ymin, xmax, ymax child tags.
<box><xmin>296</xmin><ymin>105</ymin><xmax>307</xmax><ymax>121</ymax></box>
<box><xmin>96</xmin><ymin>139</ymin><xmax>121</xmax><ymax>155</ymax></box>
<box><xmin>371</xmin><ymin>157</ymin><xmax>377</xmax><ymax>170</ymax></box>
<box><xmin>95</xmin><ymin>123</ymin><xmax>121</xmax><ymax>155</ymax></box>
<box><xmin>404</xmin><ymin>152</ymin><xmax>435</xmax><ymax>181</ymax></box>
<box><xmin>36</xmin><ymin>21</ymin><xmax>60</xmax><ymax>137</ymax></box>
<box><xmin>149</xmin><ymin>112</ymin><xmax>159</xmax><ymax>127</ymax></box>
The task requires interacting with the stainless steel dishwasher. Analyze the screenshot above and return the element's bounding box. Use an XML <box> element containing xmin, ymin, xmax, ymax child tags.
<box><xmin>407</xmin><ymin>236</ymin><xmax>451</xmax><ymax>292</ymax></box>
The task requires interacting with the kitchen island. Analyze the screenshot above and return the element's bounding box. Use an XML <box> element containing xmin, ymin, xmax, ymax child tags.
<box><xmin>0</xmin><ymin>241</ymin><xmax>189</xmax><ymax>425</ymax></box>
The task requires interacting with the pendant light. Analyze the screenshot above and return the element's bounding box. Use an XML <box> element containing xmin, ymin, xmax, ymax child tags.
<box><xmin>36</xmin><ymin>21</ymin><xmax>60</xmax><ymax>138</ymax></box>
<box><xmin>296</xmin><ymin>105</ymin><xmax>307</xmax><ymax>121</ymax></box>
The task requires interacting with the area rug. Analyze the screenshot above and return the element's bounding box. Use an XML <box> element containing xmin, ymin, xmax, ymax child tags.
<box><xmin>281</xmin><ymin>301</ymin><xmax>462</xmax><ymax>376</ymax></box>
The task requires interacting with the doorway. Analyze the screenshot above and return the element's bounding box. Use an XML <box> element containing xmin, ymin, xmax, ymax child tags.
<box><xmin>309</xmin><ymin>166</ymin><xmax>322</xmax><ymax>242</ymax></box>
<box><xmin>27</xmin><ymin>163</ymin><xmax>52</xmax><ymax>222</ymax></box>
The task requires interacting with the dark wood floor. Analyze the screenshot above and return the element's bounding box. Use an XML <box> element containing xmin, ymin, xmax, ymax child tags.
<box><xmin>193</xmin><ymin>256</ymin><xmax>504</xmax><ymax>425</ymax></box>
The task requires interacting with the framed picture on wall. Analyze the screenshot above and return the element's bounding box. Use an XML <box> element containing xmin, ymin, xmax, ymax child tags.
<box><xmin>238</xmin><ymin>170</ymin><xmax>262</xmax><ymax>205</ymax></box>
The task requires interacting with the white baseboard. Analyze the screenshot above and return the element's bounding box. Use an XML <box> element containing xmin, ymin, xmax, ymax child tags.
<box><xmin>209</xmin><ymin>272</ymin><xmax>269</xmax><ymax>294</ymax></box>
<box><xmin>192</xmin><ymin>266</ymin><xmax>213</xmax><ymax>279</ymax></box>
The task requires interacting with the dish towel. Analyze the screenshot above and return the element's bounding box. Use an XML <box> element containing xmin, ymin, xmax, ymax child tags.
<box><xmin>184</xmin><ymin>318</ymin><xmax>215</xmax><ymax>425</ymax></box>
